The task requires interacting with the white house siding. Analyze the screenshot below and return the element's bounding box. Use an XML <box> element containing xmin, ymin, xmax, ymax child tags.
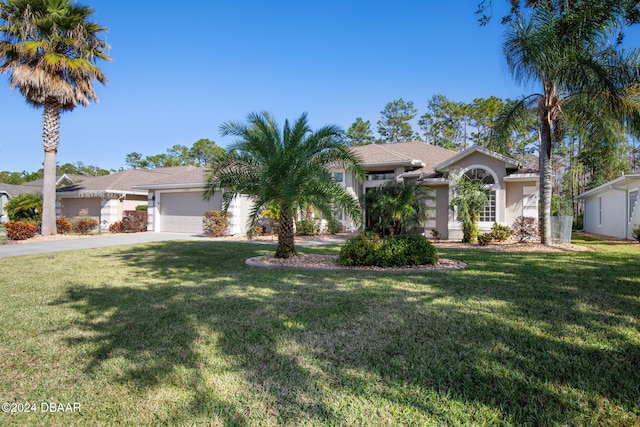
<box><xmin>583</xmin><ymin>190</ymin><xmax>627</xmax><ymax>238</ymax></box>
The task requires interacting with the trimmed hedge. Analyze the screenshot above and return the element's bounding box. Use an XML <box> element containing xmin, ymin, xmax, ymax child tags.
<box><xmin>5</xmin><ymin>220</ymin><xmax>38</xmax><ymax>240</ymax></box>
<box><xmin>338</xmin><ymin>232</ymin><xmax>438</xmax><ymax>267</ymax></box>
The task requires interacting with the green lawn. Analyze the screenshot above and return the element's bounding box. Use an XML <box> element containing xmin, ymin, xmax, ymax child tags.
<box><xmin>0</xmin><ymin>236</ymin><xmax>638</xmax><ymax>426</ymax></box>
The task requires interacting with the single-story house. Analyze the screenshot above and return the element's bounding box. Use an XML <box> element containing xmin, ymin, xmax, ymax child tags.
<box><xmin>575</xmin><ymin>173</ymin><xmax>640</xmax><ymax>240</ymax></box>
<box><xmin>131</xmin><ymin>167</ymin><xmax>252</xmax><ymax>235</ymax></box>
<box><xmin>335</xmin><ymin>142</ymin><xmax>539</xmax><ymax>240</ymax></box>
<box><xmin>129</xmin><ymin>141</ymin><xmax>538</xmax><ymax>239</ymax></box>
<box><xmin>56</xmin><ymin>168</ymin><xmax>199</xmax><ymax>227</ymax></box>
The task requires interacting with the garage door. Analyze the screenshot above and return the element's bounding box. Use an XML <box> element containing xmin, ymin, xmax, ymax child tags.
<box><xmin>159</xmin><ymin>191</ymin><xmax>222</xmax><ymax>233</ymax></box>
<box><xmin>61</xmin><ymin>198</ymin><xmax>101</xmax><ymax>221</ymax></box>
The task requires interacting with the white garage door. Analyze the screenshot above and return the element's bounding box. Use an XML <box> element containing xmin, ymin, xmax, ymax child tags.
<box><xmin>159</xmin><ymin>191</ymin><xmax>222</xmax><ymax>233</ymax></box>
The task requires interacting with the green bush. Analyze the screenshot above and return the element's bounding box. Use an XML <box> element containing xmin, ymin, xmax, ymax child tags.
<box><xmin>377</xmin><ymin>234</ymin><xmax>439</xmax><ymax>267</ymax></box>
<box><xmin>573</xmin><ymin>214</ymin><xmax>584</xmax><ymax>231</ymax></box>
<box><xmin>135</xmin><ymin>205</ymin><xmax>148</xmax><ymax>211</ymax></box>
<box><xmin>491</xmin><ymin>222</ymin><xmax>513</xmax><ymax>242</ymax></box>
<box><xmin>5</xmin><ymin>192</ymin><xmax>42</xmax><ymax>222</ymax></box>
<box><xmin>203</xmin><ymin>210</ymin><xmax>230</xmax><ymax>237</ymax></box>
<box><xmin>5</xmin><ymin>220</ymin><xmax>38</xmax><ymax>240</ymax></box>
<box><xmin>327</xmin><ymin>218</ymin><xmax>341</xmax><ymax>235</ymax></box>
<box><xmin>337</xmin><ymin>232</ymin><xmax>382</xmax><ymax>266</ymax></box>
<box><xmin>478</xmin><ymin>232</ymin><xmax>493</xmax><ymax>246</ymax></box>
<box><xmin>56</xmin><ymin>216</ymin><xmax>72</xmax><ymax>234</ymax></box>
<box><xmin>122</xmin><ymin>210</ymin><xmax>148</xmax><ymax>232</ymax></box>
<box><xmin>295</xmin><ymin>218</ymin><xmax>319</xmax><ymax>236</ymax></box>
<box><xmin>632</xmin><ymin>224</ymin><xmax>640</xmax><ymax>243</ymax></box>
<box><xmin>338</xmin><ymin>233</ymin><xmax>438</xmax><ymax>267</ymax></box>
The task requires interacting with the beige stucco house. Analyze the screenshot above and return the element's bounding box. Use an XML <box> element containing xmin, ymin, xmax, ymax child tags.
<box><xmin>335</xmin><ymin>142</ymin><xmax>539</xmax><ymax>240</ymax></box>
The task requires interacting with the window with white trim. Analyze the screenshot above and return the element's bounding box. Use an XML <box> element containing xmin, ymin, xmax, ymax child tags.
<box><xmin>629</xmin><ymin>190</ymin><xmax>638</xmax><ymax>222</ymax></box>
<box><xmin>464</xmin><ymin>168</ymin><xmax>496</xmax><ymax>222</ymax></box>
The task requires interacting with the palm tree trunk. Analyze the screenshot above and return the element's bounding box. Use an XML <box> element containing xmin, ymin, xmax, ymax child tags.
<box><xmin>539</xmin><ymin>118</ymin><xmax>553</xmax><ymax>245</ymax></box>
<box><xmin>276</xmin><ymin>205</ymin><xmax>296</xmax><ymax>258</ymax></box>
<box><xmin>41</xmin><ymin>99</ymin><xmax>61</xmax><ymax>236</ymax></box>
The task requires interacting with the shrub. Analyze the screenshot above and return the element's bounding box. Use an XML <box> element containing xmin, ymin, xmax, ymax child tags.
<box><xmin>430</xmin><ymin>229</ymin><xmax>441</xmax><ymax>242</ymax></box>
<box><xmin>5</xmin><ymin>192</ymin><xmax>42</xmax><ymax>222</ymax></box>
<box><xmin>338</xmin><ymin>232</ymin><xmax>438</xmax><ymax>267</ymax></box>
<box><xmin>5</xmin><ymin>220</ymin><xmax>38</xmax><ymax>240</ymax></box>
<box><xmin>73</xmin><ymin>218</ymin><xmax>98</xmax><ymax>234</ymax></box>
<box><xmin>56</xmin><ymin>216</ymin><xmax>72</xmax><ymax>234</ymax></box>
<box><xmin>478</xmin><ymin>232</ymin><xmax>493</xmax><ymax>246</ymax></box>
<box><xmin>377</xmin><ymin>234</ymin><xmax>439</xmax><ymax>267</ymax></box>
<box><xmin>203</xmin><ymin>210</ymin><xmax>230</xmax><ymax>237</ymax></box>
<box><xmin>135</xmin><ymin>205</ymin><xmax>148</xmax><ymax>211</ymax></box>
<box><xmin>573</xmin><ymin>214</ymin><xmax>584</xmax><ymax>231</ymax></box>
<box><xmin>122</xmin><ymin>210</ymin><xmax>148</xmax><ymax>232</ymax></box>
<box><xmin>337</xmin><ymin>232</ymin><xmax>382</xmax><ymax>266</ymax></box>
<box><xmin>512</xmin><ymin>216</ymin><xmax>539</xmax><ymax>242</ymax></box>
<box><xmin>327</xmin><ymin>218</ymin><xmax>341</xmax><ymax>235</ymax></box>
<box><xmin>295</xmin><ymin>218</ymin><xmax>319</xmax><ymax>236</ymax></box>
<box><xmin>632</xmin><ymin>224</ymin><xmax>640</xmax><ymax>243</ymax></box>
<box><xmin>491</xmin><ymin>222</ymin><xmax>513</xmax><ymax>242</ymax></box>
<box><xmin>109</xmin><ymin>221</ymin><xmax>124</xmax><ymax>233</ymax></box>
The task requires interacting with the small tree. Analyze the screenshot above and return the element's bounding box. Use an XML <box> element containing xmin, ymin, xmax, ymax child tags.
<box><xmin>364</xmin><ymin>180</ymin><xmax>433</xmax><ymax>237</ymax></box>
<box><xmin>450</xmin><ymin>176</ymin><xmax>489</xmax><ymax>243</ymax></box>
<box><xmin>5</xmin><ymin>192</ymin><xmax>42</xmax><ymax>223</ymax></box>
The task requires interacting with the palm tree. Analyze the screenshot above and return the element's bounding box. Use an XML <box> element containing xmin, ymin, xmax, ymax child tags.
<box><xmin>450</xmin><ymin>176</ymin><xmax>489</xmax><ymax>243</ymax></box>
<box><xmin>363</xmin><ymin>180</ymin><xmax>433</xmax><ymax>237</ymax></box>
<box><xmin>0</xmin><ymin>0</ymin><xmax>110</xmax><ymax>235</ymax></box>
<box><xmin>499</xmin><ymin>3</ymin><xmax>640</xmax><ymax>244</ymax></box>
<box><xmin>205</xmin><ymin>111</ymin><xmax>365</xmax><ymax>258</ymax></box>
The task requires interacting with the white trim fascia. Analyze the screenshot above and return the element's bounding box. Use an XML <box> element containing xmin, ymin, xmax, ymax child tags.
<box><xmin>56</xmin><ymin>189</ymin><xmax>147</xmax><ymax>198</ymax></box>
<box><xmin>504</xmin><ymin>173</ymin><xmax>540</xmax><ymax>182</ymax></box>
<box><xmin>421</xmin><ymin>178</ymin><xmax>450</xmax><ymax>185</ymax></box>
<box><xmin>132</xmin><ymin>182</ymin><xmax>207</xmax><ymax>190</ymax></box>
<box><xmin>362</xmin><ymin>159</ymin><xmax>425</xmax><ymax>168</ymax></box>
<box><xmin>576</xmin><ymin>174</ymin><xmax>640</xmax><ymax>200</ymax></box>
<box><xmin>434</xmin><ymin>145</ymin><xmax>520</xmax><ymax>171</ymax></box>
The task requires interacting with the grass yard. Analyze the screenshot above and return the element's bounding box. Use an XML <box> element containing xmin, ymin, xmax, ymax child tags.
<box><xmin>0</xmin><ymin>236</ymin><xmax>638</xmax><ymax>426</ymax></box>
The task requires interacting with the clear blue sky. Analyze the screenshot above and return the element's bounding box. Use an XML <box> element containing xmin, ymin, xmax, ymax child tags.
<box><xmin>0</xmin><ymin>1</ymin><xmax>635</xmax><ymax>173</ymax></box>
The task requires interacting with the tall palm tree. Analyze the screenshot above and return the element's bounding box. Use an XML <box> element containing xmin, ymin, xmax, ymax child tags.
<box><xmin>499</xmin><ymin>2</ymin><xmax>640</xmax><ymax>244</ymax></box>
<box><xmin>206</xmin><ymin>111</ymin><xmax>365</xmax><ymax>258</ymax></box>
<box><xmin>0</xmin><ymin>0</ymin><xmax>110</xmax><ymax>235</ymax></box>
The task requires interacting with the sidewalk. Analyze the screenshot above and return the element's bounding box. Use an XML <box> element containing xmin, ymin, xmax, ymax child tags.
<box><xmin>0</xmin><ymin>233</ymin><xmax>350</xmax><ymax>258</ymax></box>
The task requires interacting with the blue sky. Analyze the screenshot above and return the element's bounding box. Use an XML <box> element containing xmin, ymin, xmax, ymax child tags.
<box><xmin>0</xmin><ymin>1</ymin><xmax>635</xmax><ymax>173</ymax></box>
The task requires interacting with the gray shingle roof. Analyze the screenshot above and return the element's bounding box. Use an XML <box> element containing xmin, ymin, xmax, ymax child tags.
<box><xmin>350</xmin><ymin>141</ymin><xmax>457</xmax><ymax>177</ymax></box>
<box><xmin>0</xmin><ymin>183</ymin><xmax>42</xmax><ymax>196</ymax></box>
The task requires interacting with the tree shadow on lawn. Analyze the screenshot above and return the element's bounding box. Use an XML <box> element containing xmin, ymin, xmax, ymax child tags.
<box><xmin>53</xmin><ymin>241</ymin><xmax>640</xmax><ymax>425</ymax></box>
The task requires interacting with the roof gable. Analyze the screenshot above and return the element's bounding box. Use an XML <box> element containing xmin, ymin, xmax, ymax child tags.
<box><xmin>434</xmin><ymin>145</ymin><xmax>520</xmax><ymax>172</ymax></box>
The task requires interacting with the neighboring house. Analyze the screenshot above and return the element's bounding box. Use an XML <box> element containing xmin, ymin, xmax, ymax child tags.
<box><xmin>575</xmin><ymin>173</ymin><xmax>640</xmax><ymax>240</ymax></box>
<box><xmin>24</xmin><ymin>173</ymin><xmax>88</xmax><ymax>189</ymax></box>
<box><xmin>336</xmin><ymin>142</ymin><xmax>539</xmax><ymax>240</ymax></box>
<box><xmin>56</xmin><ymin>168</ymin><xmax>187</xmax><ymax>227</ymax></box>
<box><xmin>1</xmin><ymin>174</ymin><xmax>86</xmax><ymax>223</ymax></box>
<box><xmin>0</xmin><ymin>183</ymin><xmax>42</xmax><ymax>223</ymax></box>
<box><xmin>132</xmin><ymin>166</ymin><xmax>252</xmax><ymax>235</ymax></box>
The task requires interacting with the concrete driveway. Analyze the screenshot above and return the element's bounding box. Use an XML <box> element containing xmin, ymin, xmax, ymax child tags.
<box><xmin>0</xmin><ymin>233</ymin><xmax>349</xmax><ymax>258</ymax></box>
<box><xmin>0</xmin><ymin>232</ymin><xmax>206</xmax><ymax>258</ymax></box>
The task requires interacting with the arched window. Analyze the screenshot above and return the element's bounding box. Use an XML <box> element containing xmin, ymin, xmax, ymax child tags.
<box><xmin>463</xmin><ymin>168</ymin><xmax>496</xmax><ymax>222</ymax></box>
